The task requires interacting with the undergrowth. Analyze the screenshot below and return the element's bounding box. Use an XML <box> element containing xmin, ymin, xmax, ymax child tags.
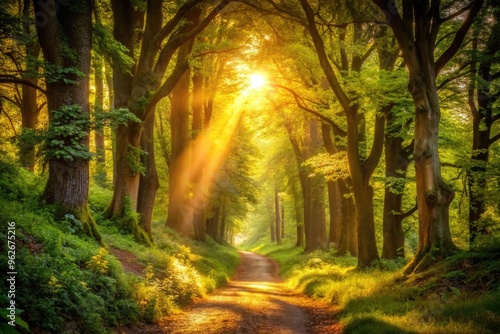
<box><xmin>246</xmin><ymin>240</ymin><xmax>500</xmax><ymax>334</ymax></box>
<box><xmin>0</xmin><ymin>156</ymin><xmax>239</xmax><ymax>333</ymax></box>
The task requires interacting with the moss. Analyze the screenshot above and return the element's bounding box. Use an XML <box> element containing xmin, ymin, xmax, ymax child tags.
<box><xmin>120</xmin><ymin>196</ymin><xmax>153</xmax><ymax>246</ymax></box>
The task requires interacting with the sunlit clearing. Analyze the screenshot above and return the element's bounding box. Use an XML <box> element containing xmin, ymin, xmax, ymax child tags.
<box><xmin>248</xmin><ymin>73</ymin><xmax>266</xmax><ymax>89</ymax></box>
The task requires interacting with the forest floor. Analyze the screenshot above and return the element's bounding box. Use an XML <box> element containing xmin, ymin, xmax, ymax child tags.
<box><xmin>121</xmin><ymin>251</ymin><xmax>341</xmax><ymax>334</ymax></box>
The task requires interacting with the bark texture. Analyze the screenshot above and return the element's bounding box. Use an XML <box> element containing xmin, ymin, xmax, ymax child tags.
<box><xmin>34</xmin><ymin>0</ymin><xmax>100</xmax><ymax>242</ymax></box>
<box><xmin>371</xmin><ymin>0</ymin><xmax>483</xmax><ymax>272</ymax></box>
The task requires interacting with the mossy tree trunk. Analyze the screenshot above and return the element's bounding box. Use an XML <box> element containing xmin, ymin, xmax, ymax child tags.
<box><xmin>33</xmin><ymin>0</ymin><xmax>100</xmax><ymax>242</ymax></box>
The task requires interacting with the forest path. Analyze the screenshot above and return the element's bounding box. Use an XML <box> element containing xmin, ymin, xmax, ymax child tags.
<box><xmin>125</xmin><ymin>251</ymin><xmax>340</xmax><ymax>334</ymax></box>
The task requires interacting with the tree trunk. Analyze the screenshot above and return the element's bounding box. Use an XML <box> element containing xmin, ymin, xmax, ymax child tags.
<box><xmin>371</xmin><ymin>0</ymin><xmax>482</xmax><ymax>273</ymax></box>
<box><xmin>166</xmin><ymin>63</ymin><xmax>192</xmax><ymax>237</ymax></box>
<box><xmin>303</xmin><ymin>120</ymin><xmax>328</xmax><ymax>253</ymax></box>
<box><xmin>191</xmin><ymin>70</ymin><xmax>207</xmax><ymax>241</ymax></box>
<box><xmin>218</xmin><ymin>205</ymin><xmax>226</xmax><ymax>243</ymax></box>
<box><xmin>275</xmin><ymin>186</ymin><xmax>281</xmax><ymax>243</ymax></box>
<box><xmin>34</xmin><ymin>0</ymin><xmax>100</xmax><ymax>242</ymax></box>
<box><xmin>105</xmin><ymin>0</ymin><xmax>151</xmax><ymax>244</ymax></box>
<box><xmin>137</xmin><ymin>110</ymin><xmax>159</xmax><ymax>239</ymax></box>
<box><xmin>467</xmin><ymin>13</ymin><xmax>500</xmax><ymax>244</ymax></box>
<box><xmin>327</xmin><ymin>181</ymin><xmax>342</xmax><ymax>246</ymax></box>
<box><xmin>281</xmin><ymin>201</ymin><xmax>285</xmax><ymax>239</ymax></box>
<box><xmin>19</xmin><ymin>0</ymin><xmax>41</xmax><ymax>171</ymax></box>
<box><xmin>382</xmin><ymin>132</ymin><xmax>411</xmax><ymax>259</ymax></box>
<box><xmin>165</xmin><ymin>8</ymin><xmax>200</xmax><ymax>237</ymax></box>
<box><xmin>270</xmin><ymin>204</ymin><xmax>276</xmax><ymax>243</ymax></box>
<box><xmin>321</xmin><ymin>124</ymin><xmax>353</xmax><ymax>252</ymax></box>
<box><xmin>19</xmin><ymin>79</ymin><xmax>40</xmax><ymax>171</ymax></box>
<box><xmin>93</xmin><ymin>58</ymin><xmax>107</xmax><ymax>186</ymax></box>
<box><xmin>206</xmin><ymin>205</ymin><xmax>219</xmax><ymax>240</ymax></box>
<box><xmin>408</xmin><ymin>87</ymin><xmax>457</xmax><ymax>272</ymax></box>
<box><xmin>290</xmin><ymin>176</ymin><xmax>304</xmax><ymax>248</ymax></box>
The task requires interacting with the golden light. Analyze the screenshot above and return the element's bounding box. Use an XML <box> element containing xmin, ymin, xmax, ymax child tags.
<box><xmin>248</xmin><ymin>73</ymin><xmax>266</xmax><ymax>89</ymax></box>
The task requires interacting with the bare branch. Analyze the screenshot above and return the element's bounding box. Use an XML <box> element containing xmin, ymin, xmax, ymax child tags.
<box><xmin>490</xmin><ymin>132</ymin><xmax>500</xmax><ymax>147</ymax></box>
<box><xmin>435</xmin><ymin>0</ymin><xmax>484</xmax><ymax>76</ymax></box>
<box><xmin>0</xmin><ymin>93</ymin><xmax>21</xmax><ymax>108</ymax></box>
<box><xmin>441</xmin><ymin>2</ymin><xmax>474</xmax><ymax>22</ymax></box>
<box><xmin>271</xmin><ymin>83</ymin><xmax>347</xmax><ymax>137</ymax></box>
<box><xmin>0</xmin><ymin>75</ymin><xmax>47</xmax><ymax>95</ymax></box>
<box><xmin>400</xmin><ymin>204</ymin><xmax>418</xmax><ymax>219</ymax></box>
<box><xmin>0</xmin><ymin>103</ymin><xmax>18</xmax><ymax>136</ymax></box>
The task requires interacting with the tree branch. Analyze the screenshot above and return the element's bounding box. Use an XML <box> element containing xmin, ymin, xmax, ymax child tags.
<box><xmin>299</xmin><ymin>0</ymin><xmax>351</xmax><ymax>111</ymax></box>
<box><xmin>437</xmin><ymin>61</ymin><xmax>473</xmax><ymax>90</ymax></box>
<box><xmin>400</xmin><ymin>204</ymin><xmax>417</xmax><ymax>219</ymax></box>
<box><xmin>489</xmin><ymin>132</ymin><xmax>500</xmax><ymax>147</ymax></box>
<box><xmin>0</xmin><ymin>93</ymin><xmax>21</xmax><ymax>108</ymax></box>
<box><xmin>271</xmin><ymin>83</ymin><xmax>347</xmax><ymax>136</ymax></box>
<box><xmin>0</xmin><ymin>103</ymin><xmax>17</xmax><ymax>136</ymax></box>
<box><xmin>0</xmin><ymin>75</ymin><xmax>47</xmax><ymax>95</ymax></box>
<box><xmin>434</xmin><ymin>0</ymin><xmax>484</xmax><ymax>76</ymax></box>
<box><xmin>441</xmin><ymin>2</ymin><xmax>474</xmax><ymax>22</ymax></box>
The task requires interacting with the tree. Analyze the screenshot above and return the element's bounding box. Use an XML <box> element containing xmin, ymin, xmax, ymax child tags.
<box><xmin>298</xmin><ymin>0</ymin><xmax>384</xmax><ymax>266</ymax></box>
<box><xmin>33</xmin><ymin>0</ymin><xmax>100</xmax><ymax>241</ymax></box>
<box><xmin>283</xmin><ymin>116</ymin><xmax>328</xmax><ymax>252</ymax></box>
<box><xmin>371</xmin><ymin>0</ymin><xmax>484</xmax><ymax>272</ymax></box>
<box><xmin>467</xmin><ymin>3</ymin><xmax>500</xmax><ymax>244</ymax></box>
<box><xmin>275</xmin><ymin>186</ymin><xmax>282</xmax><ymax>243</ymax></box>
<box><xmin>106</xmin><ymin>0</ymin><xmax>232</xmax><ymax>241</ymax></box>
<box><xmin>0</xmin><ymin>0</ymin><xmax>44</xmax><ymax>171</ymax></box>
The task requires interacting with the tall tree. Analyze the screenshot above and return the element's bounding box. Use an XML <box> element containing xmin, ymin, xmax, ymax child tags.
<box><xmin>298</xmin><ymin>0</ymin><xmax>384</xmax><ymax>266</ymax></box>
<box><xmin>284</xmin><ymin>116</ymin><xmax>328</xmax><ymax>252</ymax></box>
<box><xmin>371</xmin><ymin>0</ymin><xmax>484</xmax><ymax>272</ymax></box>
<box><xmin>467</xmin><ymin>4</ymin><xmax>500</xmax><ymax>244</ymax></box>
<box><xmin>275</xmin><ymin>186</ymin><xmax>282</xmax><ymax>243</ymax></box>
<box><xmin>33</xmin><ymin>0</ymin><xmax>100</xmax><ymax>241</ymax></box>
<box><xmin>107</xmin><ymin>0</ymin><xmax>232</xmax><ymax>241</ymax></box>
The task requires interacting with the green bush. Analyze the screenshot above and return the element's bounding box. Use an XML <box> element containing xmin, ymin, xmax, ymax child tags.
<box><xmin>0</xmin><ymin>156</ymin><xmax>240</xmax><ymax>332</ymax></box>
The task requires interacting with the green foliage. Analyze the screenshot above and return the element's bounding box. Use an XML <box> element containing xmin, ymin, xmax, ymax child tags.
<box><xmin>93</xmin><ymin>107</ymin><xmax>142</xmax><ymax>131</ymax></box>
<box><xmin>0</xmin><ymin>156</ymin><xmax>240</xmax><ymax>332</ymax></box>
<box><xmin>0</xmin><ymin>165</ymin><xmax>139</xmax><ymax>334</ymax></box>
<box><xmin>0</xmin><ymin>295</ymin><xmax>29</xmax><ymax>333</ymax></box>
<box><xmin>93</xmin><ymin>24</ymin><xmax>135</xmax><ymax>73</ymax></box>
<box><xmin>45</xmin><ymin>104</ymin><xmax>92</xmax><ymax>161</ymax></box>
<box><xmin>62</xmin><ymin>213</ymin><xmax>86</xmax><ymax>235</ymax></box>
<box><xmin>42</xmin><ymin>62</ymin><xmax>85</xmax><ymax>84</ymax></box>
<box><xmin>121</xmin><ymin>196</ymin><xmax>152</xmax><ymax>245</ymax></box>
<box><xmin>251</xmin><ymin>241</ymin><xmax>500</xmax><ymax>334</ymax></box>
<box><xmin>16</xmin><ymin>127</ymin><xmax>44</xmax><ymax>154</ymax></box>
<box><xmin>305</xmin><ymin>152</ymin><xmax>350</xmax><ymax>181</ymax></box>
<box><xmin>99</xmin><ymin>219</ymin><xmax>239</xmax><ymax>323</ymax></box>
<box><xmin>127</xmin><ymin>145</ymin><xmax>147</xmax><ymax>176</ymax></box>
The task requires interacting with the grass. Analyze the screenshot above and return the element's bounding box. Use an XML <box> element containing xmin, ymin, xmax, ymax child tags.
<box><xmin>245</xmin><ymin>239</ymin><xmax>500</xmax><ymax>334</ymax></box>
<box><xmin>0</xmin><ymin>156</ymin><xmax>239</xmax><ymax>333</ymax></box>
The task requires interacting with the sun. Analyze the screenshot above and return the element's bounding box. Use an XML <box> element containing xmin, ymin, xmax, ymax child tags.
<box><xmin>248</xmin><ymin>73</ymin><xmax>266</xmax><ymax>89</ymax></box>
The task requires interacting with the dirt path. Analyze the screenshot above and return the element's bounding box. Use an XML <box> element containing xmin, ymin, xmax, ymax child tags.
<box><xmin>127</xmin><ymin>251</ymin><xmax>340</xmax><ymax>334</ymax></box>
